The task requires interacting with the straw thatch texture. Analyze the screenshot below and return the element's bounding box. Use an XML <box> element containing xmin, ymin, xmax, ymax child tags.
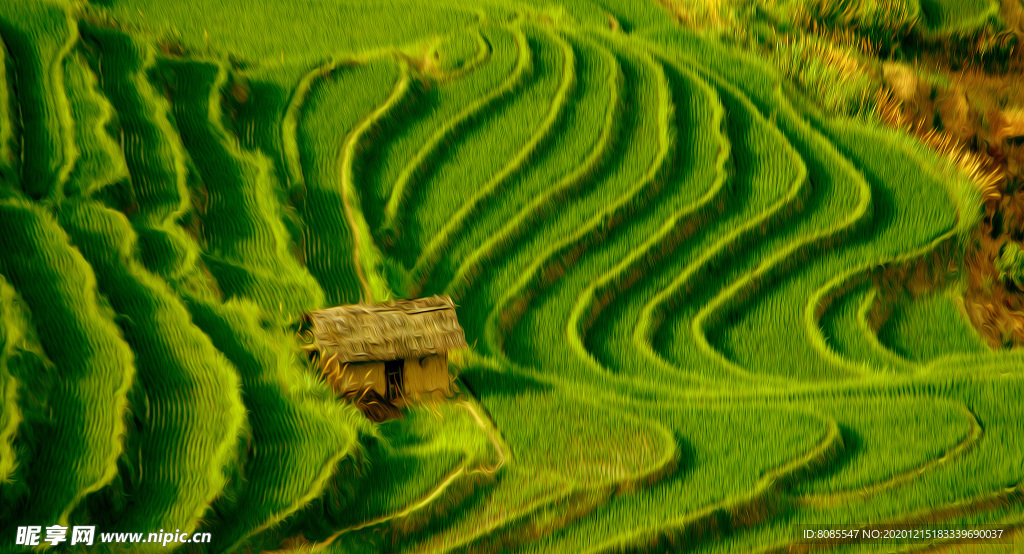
<box><xmin>300</xmin><ymin>295</ymin><xmax>468</xmax><ymax>364</ymax></box>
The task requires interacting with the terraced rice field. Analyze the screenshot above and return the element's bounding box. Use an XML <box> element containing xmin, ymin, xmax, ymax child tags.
<box><xmin>1</xmin><ymin>0</ymin><xmax>1023</xmax><ymax>552</ymax></box>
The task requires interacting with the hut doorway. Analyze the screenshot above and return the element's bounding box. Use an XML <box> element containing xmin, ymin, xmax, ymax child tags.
<box><xmin>385</xmin><ymin>359</ymin><xmax>404</xmax><ymax>401</ymax></box>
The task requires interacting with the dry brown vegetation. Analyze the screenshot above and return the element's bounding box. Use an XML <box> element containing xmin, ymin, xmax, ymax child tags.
<box><xmin>873</xmin><ymin>47</ymin><xmax>1024</xmax><ymax>346</ymax></box>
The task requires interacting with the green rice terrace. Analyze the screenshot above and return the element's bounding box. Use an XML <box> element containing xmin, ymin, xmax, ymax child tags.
<box><xmin>2</xmin><ymin>0</ymin><xmax>1024</xmax><ymax>552</ymax></box>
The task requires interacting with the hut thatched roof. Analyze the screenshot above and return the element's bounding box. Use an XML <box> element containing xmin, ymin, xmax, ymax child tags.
<box><xmin>300</xmin><ymin>295</ymin><xmax>468</xmax><ymax>364</ymax></box>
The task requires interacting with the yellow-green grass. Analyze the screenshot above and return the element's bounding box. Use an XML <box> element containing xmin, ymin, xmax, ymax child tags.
<box><xmin>78</xmin><ymin>25</ymin><xmax>205</xmax><ymax>284</ymax></box>
<box><xmin>0</xmin><ymin>0</ymin><xmax>77</xmax><ymax>200</ymax></box>
<box><xmin>159</xmin><ymin>58</ymin><xmax>324</xmax><ymax>319</ymax></box>
<box><xmin>62</xmin><ymin>49</ymin><xmax>130</xmax><ymax>197</ymax></box>
<box><xmin>997</xmin><ymin>241</ymin><xmax>1024</xmax><ymax>289</ymax></box>
<box><xmin>0</xmin><ymin>196</ymin><xmax>135</xmax><ymax>526</ymax></box>
<box><xmin>181</xmin><ymin>297</ymin><xmax>367</xmax><ymax>552</ymax></box>
<box><xmin>431</xmin><ymin>28</ymin><xmax>488</xmax><ymax>74</ymax></box>
<box><xmin>295</xmin><ymin>57</ymin><xmax>403</xmax><ymax>305</ymax></box>
<box><xmin>382</xmin><ymin>24</ymin><xmax>534</xmax><ymax>263</ymax></box>
<box><xmin>58</xmin><ymin>198</ymin><xmax>245</xmax><ymax>536</ymax></box>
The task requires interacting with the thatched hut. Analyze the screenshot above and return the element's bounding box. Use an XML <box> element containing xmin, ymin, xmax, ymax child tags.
<box><xmin>299</xmin><ymin>295</ymin><xmax>468</xmax><ymax>410</ymax></box>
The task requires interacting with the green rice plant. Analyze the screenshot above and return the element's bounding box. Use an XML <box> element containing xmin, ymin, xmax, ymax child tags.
<box><xmin>0</xmin><ymin>41</ymin><xmax>16</xmax><ymax>181</ymax></box>
<box><xmin>485</xmin><ymin>31</ymin><xmax>675</xmax><ymax>370</ymax></box>
<box><xmin>217</xmin><ymin>67</ymin><xmax>316</xmax><ymax>267</ymax></box>
<box><xmin>158</xmin><ymin>58</ymin><xmax>324</xmax><ymax>319</ymax></box>
<box><xmin>416</xmin><ymin>28</ymin><xmax>614</xmax><ymax>298</ymax></box>
<box><xmin>917</xmin><ymin>0</ymin><xmax>1000</xmax><ymax>35</ymax></box>
<box><xmin>438</xmin><ymin>29</ymin><xmax>614</xmax><ymax>307</ymax></box>
<box><xmin>0</xmin><ymin>196</ymin><xmax>135</xmax><ymax>526</ymax></box>
<box><xmin>577</xmin><ymin>0</ymin><xmax>681</xmax><ymax>32</ymax></box>
<box><xmin>789</xmin><ymin>110</ymin><xmax>984</xmax><ymax>376</ymax></box>
<box><xmin>446</xmin><ymin>30</ymin><xmax>624</xmax><ymax>341</ymax></box>
<box><xmin>996</xmin><ymin>240</ymin><xmax>1024</xmax><ymax>289</ymax></box>
<box><xmin>389</xmin><ymin>369</ymin><xmax>676</xmax><ymax>554</ymax></box>
<box><xmin>568</xmin><ymin>56</ymin><xmax>730</xmax><ymax>385</ymax></box>
<box><xmin>795</xmin><ymin>377</ymin><xmax>1024</xmax><ymax>531</ymax></box>
<box><xmin>630</xmin><ymin>35</ymin><xmax>905</xmax><ymax>380</ymax></box>
<box><xmin>0</xmin><ymin>0</ymin><xmax>77</xmax><ymax>200</ymax></box>
<box><xmin>391</xmin><ymin>23</ymin><xmax>569</xmax><ymax>267</ymax></box>
<box><xmin>281</xmin><ymin>60</ymin><xmax>350</xmax><ymax>193</ymax></box>
<box><xmin>301</xmin><ymin>402</ymin><xmax>499</xmax><ymax>546</ymax></box>
<box><xmin>817</xmin><ymin>282</ymin><xmax>916</xmax><ymax>372</ymax></box>
<box><xmin>90</xmin><ymin>0</ymin><xmax>482</xmax><ymax>66</ymax></box>
<box><xmin>794</xmin><ymin>397</ymin><xmax>976</xmax><ymax>496</ymax></box>
<box><xmin>696</xmin><ymin>119</ymin><xmax>950</xmax><ymax>381</ymax></box>
<box><xmin>518</xmin><ymin>400</ymin><xmax>836</xmax><ymax>553</ymax></box>
<box><xmin>181</xmin><ymin>296</ymin><xmax>366</xmax><ymax>552</ymax></box>
<box><xmin>58</xmin><ymin>198</ymin><xmax>245</xmax><ymax>535</ymax></box>
<box><xmin>766</xmin><ymin>0</ymin><xmax>922</xmax><ymax>35</ymax></box>
<box><xmin>288</xmin><ymin>23</ymin><xmax>516</xmax><ymax>233</ymax></box>
<box><xmin>336</xmin><ymin>60</ymin><xmax>414</xmax><ymax>302</ymax></box>
<box><xmin>295</xmin><ymin>57</ymin><xmax>403</xmax><ymax>305</ymax></box>
<box><xmin>0</xmin><ymin>281</ymin><xmax>47</xmax><ymax>526</ymax></box>
<box><xmin>783</xmin><ymin>119</ymin><xmax>970</xmax><ymax>375</ymax></box>
<box><xmin>429</xmin><ymin>27</ymin><xmax>489</xmax><ymax>74</ymax></box>
<box><xmin>358</xmin><ymin>24</ymin><xmax>521</xmax><ymax>239</ymax></box>
<box><xmin>62</xmin><ymin>49</ymin><xmax>130</xmax><ymax>197</ymax></box>
<box><xmin>220</xmin><ymin>71</ymin><xmax>290</xmax><ymax>165</ymax></box>
<box><xmin>382</xmin><ymin>23</ymin><xmax>532</xmax><ymax>260</ymax></box>
<box><xmin>4</xmin><ymin>1</ymin><xmax>1024</xmax><ymax>551</ymax></box>
<box><xmin>877</xmin><ymin>291</ymin><xmax>989</xmax><ymax>362</ymax></box>
<box><xmin>407</xmin><ymin>26</ymin><xmax>575</xmax><ymax>296</ymax></box>
<box><xmin>78</xmin><ymin>25</ymin><xmax>206</xmax><ymax>284</ymax></box>
<box><xmin>572</xmin><ymin>57</ymin><xmax>799</xmax><ymax>391</ymax></box>
<box><xmin>622</xmin><ymin>52</ymin><xmax>812</xmax><ymax>386</ymax></box>
<box><xmin>393</xmin><ymin>463</ymin><xmax>576</xmax><ymax>554</ymax></box>
<box><xmin>0</xmin><ymin>276</ymin><xmax>26</xmax><ymax>485</ymax></box>
<box><xmin>674</xmin><ymin>86</ymin><xmax>874</xmax><ymax>384</ymax></box>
